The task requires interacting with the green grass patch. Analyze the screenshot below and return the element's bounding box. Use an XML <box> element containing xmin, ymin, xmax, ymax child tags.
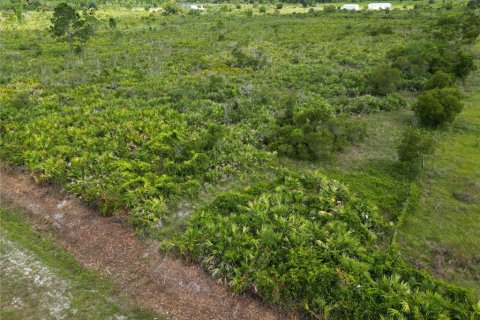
<box><xmin>398</xmin><ymin>88</ymin><xmax>480</xmax><ymax>296</ymax></box>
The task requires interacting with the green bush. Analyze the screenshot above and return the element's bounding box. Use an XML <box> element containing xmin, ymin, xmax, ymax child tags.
<box><xmin>367</xmin><ymin>65</ymin><xmax>402</xmax><ymax>96</ymax></box>
<box><xmin>367</xmin><ymin>25</ymin><xmax>394</xmax><ymax>36</ymax></box>
<box><xmin>162</xmin><ymin>1</ymin><xmax>182</xmax><ymax>15</ymax></box>
<box><xmin>388</xmin><ymin>36</ymin><xmax>476</xmax><ymax>89</ymax></box>
<box><xmin>413</xmin><ymin>88</ymin><xmax>463</xmax><ymax>127</ymax></box>
<box><xmin>461</xmin><ymin>13</ymin><xmax>480</xmax><ymax>43</ymax></box>
<box><xmin>388</xmin><ymin>43</ymin><xmax>435</xmax><ymax>88</ymax></box>
<box><xmin>425</xmin><ymin>71</ymin><xmax>455</xmax><ymax>89</ymax></box>
<box><xmin>230</xmin><ymin>45</ymin><xmax>269</xmax><ymax>69</ymax></box>
<box><xmin>381</xmin><ymin>93</ymin><xmax>409</xmax><ymax>111</ymax></box>
<box><xmin>108</xmin><ymin>17</ymin><xmax>116</xmax><ymax>29</ymax></box>
<box><xmin>434</xmin><ymin>11</ymin><xmax>480</xmax><ymax>44</ymax></box>
<box><xmin>267</xmin><ymin>104</ymin><xmax>365</xmax><ymax>160</ymax></box>
<box><xmin>131</xmin><ymin>197</ymin><xmax>168</xmax><ymax>228</ymax></box>
<box><xmin>397</xmin><ymin>127</ymin><xmax>435</xmax><ymax>167</ymax></box>
<box><xmin>323</xmin><ymin>5</ymin><xmax>336</xmax><ymax>13</ymax></box>
<box><xmin>453</xmin><ymin>49</ymin><xmax>476</xmax><ymax>79</ymax></box>
<box><xmin>467</xmin><ymin>0</ymin><xmax>480</xmax><ymax>9</ymax></box>
<box><xmin>345</xmin><ymin>95</ymin><xmax>382</xmax><ymax>114</ymax></box>
<box><xmin>10</xmin><ymin>92</ymin><xmax>31</xmax><ymax>109</ymax></box>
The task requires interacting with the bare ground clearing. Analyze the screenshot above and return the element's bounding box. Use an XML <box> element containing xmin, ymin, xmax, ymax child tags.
<box><xmin>0</xmin><ymin>167</ymin><xmax>281</xmax><ymax>320</ymax></box>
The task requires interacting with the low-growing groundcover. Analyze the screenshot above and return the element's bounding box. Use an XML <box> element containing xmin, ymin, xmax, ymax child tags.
<box><xmin>173</xmin><ymin>170</ymin><xmax>479</xmax><ymax>319</ymax></box>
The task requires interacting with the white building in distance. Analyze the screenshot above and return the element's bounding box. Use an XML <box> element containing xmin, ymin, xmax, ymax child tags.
<box><xmin>341</xmin><ymin>4</ymin><xmax>361</xmax><ymax>11</ymax></box>
<box><xmin>181</xmin><ymin>4</ymin><xmax>205</xmax><ymax>10</ymax></box>
<box><xmin>367</xmin><ymin>3</ymin><xmax>392</xmax><ymax>10</ymax></box>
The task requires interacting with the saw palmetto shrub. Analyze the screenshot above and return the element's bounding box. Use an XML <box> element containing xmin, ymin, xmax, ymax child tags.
<box><xmin>174</xmin><ymin>170</ymin><xmax>478</xmax><ymax>319</ymax></box>
<box><xmin>266</xmin><ymin>104</ymin><xmax>365</xmax><ymax>161</ymax></box>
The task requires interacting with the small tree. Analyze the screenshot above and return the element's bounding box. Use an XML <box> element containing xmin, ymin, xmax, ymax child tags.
<box><xmin>87</xmin><ymin>1</ymin><xmax>98</xmax><ymax>10</ymax></box>
<box><xmin>413</xmin><ymin>87</ymin><xmax>463</xmax><ymax>127</ymax></box>
<box><xmin>397</xmin><ymin>127</ymin><xmax>435</xmax><ymax>169</ymax></box>
<box><xmin>50</xmin><ymin>3</ymin><xmax>94</xmax><ymax>52</ymax></box>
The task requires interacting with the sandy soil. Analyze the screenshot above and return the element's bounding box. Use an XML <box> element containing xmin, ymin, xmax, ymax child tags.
<box><xmin>1</xmin><ymin>237</ymin><xmax>74</xmax><ymax>319</ymax></box>
<box><xmin>0</xmin><ymin>167</ymin><xmax>281</xmax><ymax>320</ymax></box>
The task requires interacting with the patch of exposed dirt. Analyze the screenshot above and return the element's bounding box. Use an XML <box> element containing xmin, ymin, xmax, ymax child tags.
<box><xmin>427</xmin><ymin>241</ymin><xmax>480</xmax><ymax>282</ymax></box>
<box><xmin>0</xmin><ymin>167</ymin><xmax>281</xmax><ymax>320</ymax></box>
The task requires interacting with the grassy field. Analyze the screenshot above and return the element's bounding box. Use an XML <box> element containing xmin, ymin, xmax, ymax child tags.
<box><xmin>1</xmin><ymin>1</ymin><xmax>479</xmax><ymax>318</ymax></box>
<box><xmin>398</xmin><ymin>69</ymin><xmax>480</xmax><ymax>296</ymax></box>
<box><xmin>0</xmin><ymin>207</ymin><xmax>160</xmax><ymax>319</ymax></box>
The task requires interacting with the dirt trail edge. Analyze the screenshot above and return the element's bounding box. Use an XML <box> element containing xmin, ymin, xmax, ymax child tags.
<box><xmin>0</xmin><ymin>167</ymin><xmax>280</xmax><ymax>320</ymax></box>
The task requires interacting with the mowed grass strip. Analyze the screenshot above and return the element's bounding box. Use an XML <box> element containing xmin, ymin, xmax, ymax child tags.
<box><xmin>0</xmin><ymin>207</ymin><xmax>161</xmax><ymax>320</ymax></box>
<box><xmin>398</xmin><ymin>82</ymin><xmax>480</xmax><ymax>296</ymax></box>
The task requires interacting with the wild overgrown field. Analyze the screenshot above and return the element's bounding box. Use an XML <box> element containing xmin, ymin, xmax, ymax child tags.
<box><xmin>1</xmin><ymin>1</ymin><xmax>479</xmax><ymax>319</ymax></box>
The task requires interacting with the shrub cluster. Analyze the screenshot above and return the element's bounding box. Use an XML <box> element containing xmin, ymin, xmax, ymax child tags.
<box><xmin>467</xmin><ymin>0</ymin><xmax>480</xmax><ymax>9</ymax></box>
<box><xmin>367</xmin><ymin>65</ymin><xmax>402</xmax><ymax>96</ymax></box>
<box><xmin>162</xmin><ymin>1</ymin><xmax>182</xmax><ymax>15</ymax></box>
<box><xmin>387</xmin><ymin>40</ymin><xmax>475</xmax><ymax>91</ymax></box>
<box><xmin>397</xmin><ymin>128</ymin><xmax>435</xmax><ymax>167</ymax></box>
<box><xmin>230</xmin><ymin>45</ymin><xmax>269</xmax><ymax>70</ymax></box>
<box><xmin>174</xmin><ymin>170</ymin><xmax>478</xmax><ymax>319</ymax></box>
<box><xmin>0</xmin><ymin>95</ymin><xmax>270</xmax><ymax>227</ymax></box>
<box><xmin>49</xmin><ymin>3</ymin><xmax>95</xmax><ymax>52</ymax></box>
<box><xmin>385</xmin><ymin>12</ymin><xmax>477</xmax><ymax>127</ymax></box>
<box><xmin>413</xmin><ymin>87</ymin><xmax>463</xmax><ymax>127</ymax></box>
<box><xmin>266</xmin><ymin>103</ymin><xmax>366</xmax><ymax>160</ymax></box>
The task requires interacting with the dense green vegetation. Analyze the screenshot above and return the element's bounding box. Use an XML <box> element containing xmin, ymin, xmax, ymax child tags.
<box><xmin>173</xmin><ymin>170</ymin><xmax>477</xmax><ymax>318</ymax></box>
<box><xmin>1</xmin><ymin>1</ymin><xmax>479</xmax><ymax>318</ymax></box>
<box><xmin>0</xmin><ymin>207</ymin><xmax>160</xmax><ymax>319</ymax></box>
<box><xmin>2</xmin><ymin>6</ymin><xmax>428</xmax><ymax>219</ymax></box>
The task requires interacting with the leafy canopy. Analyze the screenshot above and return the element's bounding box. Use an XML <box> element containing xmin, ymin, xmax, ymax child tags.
<box><xmin>397</xmin><ymin>127</ymin><xmax>435</xmax><ymax>166</ymax></box>
<box><xmin>413</xmin><ymin>87</ymin><xmax>463</xmax><ymax>127</ymax></box>
<box><xmin>50</xmin><ymin>3</ymin><xmax>94</xmax><ymax>49</ymax></box>
<box><xmin>268</xmin><ymin>102</ymin><xmax>366</xmax><ymax>161</ymax></box>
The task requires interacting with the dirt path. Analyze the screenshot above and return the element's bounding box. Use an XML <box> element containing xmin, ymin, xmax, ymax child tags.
<box><xmin>0</xmin><ymin>167</ymin><xmax>281</xmax><ymax>320</ymax></box>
